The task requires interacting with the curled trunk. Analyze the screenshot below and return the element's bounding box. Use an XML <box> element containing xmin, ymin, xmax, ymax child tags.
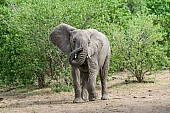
<box><xmin>69</xmin><ymin>46</ymin><xmax>87</xmax><ymax>67</ymax></box>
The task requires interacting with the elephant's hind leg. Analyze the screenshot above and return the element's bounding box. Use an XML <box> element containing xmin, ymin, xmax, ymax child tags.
<box><xmin>100</xmin><ymin>55</ymin><xmax>110</xmax><ymax>100</ymax></box>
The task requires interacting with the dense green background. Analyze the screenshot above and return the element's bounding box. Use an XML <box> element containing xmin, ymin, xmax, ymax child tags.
<box><xmin>0</xmin><ymin>0</ymin><xmax>169</xmax><ymax>90</ymax></box>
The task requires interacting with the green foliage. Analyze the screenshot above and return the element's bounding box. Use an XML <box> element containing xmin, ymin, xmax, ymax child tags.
<box><xmin>146</xmin><ymin>0</ymin><xmax>170</xmax><ymax>57</ymax></box>
<box><xmin>0</xmin><ymin>0</ymin><xmax>70</xmax><ymax>87</ymax></box>
<box><xmin>51</xmin><ymin>77</ymin><xmax>72</xmax><ymax>93</ymax></box>
<box><xmin>0</xmin><ymin>2</ymin><xmax>36</xmax><ymax>85</ymax></box>
<box><xmin>0</xmin><ymin>0</ymin><xmax>169</xmax><ymax>89</ymax></box>
<box><xmin>111</xmin><ymin>15</ymin><xmax>169</xmax><ymax>82</ymax></box>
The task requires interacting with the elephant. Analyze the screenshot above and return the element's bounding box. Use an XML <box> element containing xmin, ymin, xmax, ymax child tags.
<box><xmin>50</xmin><ymin>23</ymin><xmax>110</xmax><ymax>103</ymax></box>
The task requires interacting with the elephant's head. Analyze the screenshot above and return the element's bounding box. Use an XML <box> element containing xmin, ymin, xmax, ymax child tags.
<box><xmin>50</xmin><ymin>23</ymin><xmax>90</xmax><ymax>67</ymax></box>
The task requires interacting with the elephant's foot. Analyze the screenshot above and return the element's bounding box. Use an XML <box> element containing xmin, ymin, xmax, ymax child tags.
<box><xmin>89</xmin><ymin>97</ymin><xmax>97</xmax><ymax>101</ymax></box>
<box><xmin>73</xmin><ymin>97</ymin><xmax>84</xmax><ymax>103</ymax></box>
<box><xmin>101</xmin><ymin>93</ymin><xmax>109</xmax><ymax>100</ymax></box>
<box><xmin>89</xmin><ymin>93</ymin><xmax>97</xmax><ymax>101</ymax></box>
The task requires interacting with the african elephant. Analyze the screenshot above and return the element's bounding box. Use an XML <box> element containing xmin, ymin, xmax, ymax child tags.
<box><xmin>50</xmin><ymin>23</ymin><xmax>110</xmax><ymax>103</ymax></box>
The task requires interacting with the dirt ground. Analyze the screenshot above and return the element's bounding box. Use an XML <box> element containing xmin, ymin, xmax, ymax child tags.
<box><xmin>0</xmin><ymin>70</ymin><xmax>170</xmax><ymax>113</ymax></box>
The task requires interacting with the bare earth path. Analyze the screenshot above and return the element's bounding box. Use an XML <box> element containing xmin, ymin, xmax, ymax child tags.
<box><xmin>0</xmin><ymin>70</ymin><xmax>170</xmax><ymax>113</ymax></box>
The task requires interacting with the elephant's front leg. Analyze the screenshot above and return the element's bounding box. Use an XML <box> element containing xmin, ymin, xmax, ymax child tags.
<box><xmin>71</xmin><ymin>66</ymin><xmax>84</xmax><ymax>103</ymax></box>
<box><xmin>87</xmin><ymin>58</ymin><xmax>99</xmax><ymax>101</ymax></box>
<box><xmin>81</xmin><ymin>72</ymin><xmax>89</xmax><ymax>101</ymax></box>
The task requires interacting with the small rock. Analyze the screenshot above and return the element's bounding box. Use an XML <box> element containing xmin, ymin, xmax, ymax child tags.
<box><xmin>141</xmin><ymin>96</ymin><xmax>146</xmax><ymax>98</ymax></box>
<box><xmin>0</xmin><ymin>98</ymin><xmax>4</xmax><ymax>101</ymax></box>
<box><xmin>148</xmin><ymin>90</ymin><xmax>152</xmax><ymax>92</ymax></box>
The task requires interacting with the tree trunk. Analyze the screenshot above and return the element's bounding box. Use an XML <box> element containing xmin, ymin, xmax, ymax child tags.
<box><xmin>38</xmin><ymin>74</ymin><xmax>45</xmax><ymax>88</ymax></box>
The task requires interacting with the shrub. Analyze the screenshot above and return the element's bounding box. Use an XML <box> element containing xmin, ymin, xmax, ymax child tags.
<box><xmin>111</xmin><ymin>14</ymin><xmax>169</xmax><ymax>82</ymax></box>
<box><xmin>0</xmin><ymin>0</ymin><xmax>70</xmax><ymax>87</ymax></box>
<box><xmin>146</xmin><ymin>0</ymin><xmax>170</xmax><ymax>59</ymax></box>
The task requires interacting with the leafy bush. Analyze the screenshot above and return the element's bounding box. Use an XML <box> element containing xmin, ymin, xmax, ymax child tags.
<box><xmin>0</xmin><ymin>0</ymin><xmax>70</xmax><ymax>87</ymax></box>
<box><xmin>146</xmin><ymin>0</ymin><xmax>170</xmax><ymax>58</ymax></box>
<box><xmin>111</xmin><ymin>14</ymin><xmax>169</xmax><ymax>82</ymax></box>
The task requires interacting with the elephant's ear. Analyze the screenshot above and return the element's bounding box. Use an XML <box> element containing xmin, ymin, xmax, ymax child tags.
<box><xmin>50</xmin><ymin>23</ymin><xmax>77</xmax><ymax>55</ymax></box>
<box><xmin>87</xmin><ymin>29</ymin><xmax>104</xmax><ymax>57</ymax></box>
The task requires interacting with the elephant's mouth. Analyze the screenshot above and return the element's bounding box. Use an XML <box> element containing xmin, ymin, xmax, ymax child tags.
<box><xmin>69</xmin><ymin>47</ymin><xmax>87</xmax><ymax>67</ymax></box>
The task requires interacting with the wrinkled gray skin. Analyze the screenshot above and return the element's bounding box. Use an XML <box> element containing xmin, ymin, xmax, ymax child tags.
<box><xmin>50</xmin><ymin>23</ymin><xmax>110</xmax><ymax>103</ymax></box>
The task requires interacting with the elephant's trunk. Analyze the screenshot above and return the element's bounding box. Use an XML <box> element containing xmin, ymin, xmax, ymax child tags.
<box><xmin>69</xmin><ymin>46</ymin><xmax>87</xmax><ymax>67</ymax></box>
